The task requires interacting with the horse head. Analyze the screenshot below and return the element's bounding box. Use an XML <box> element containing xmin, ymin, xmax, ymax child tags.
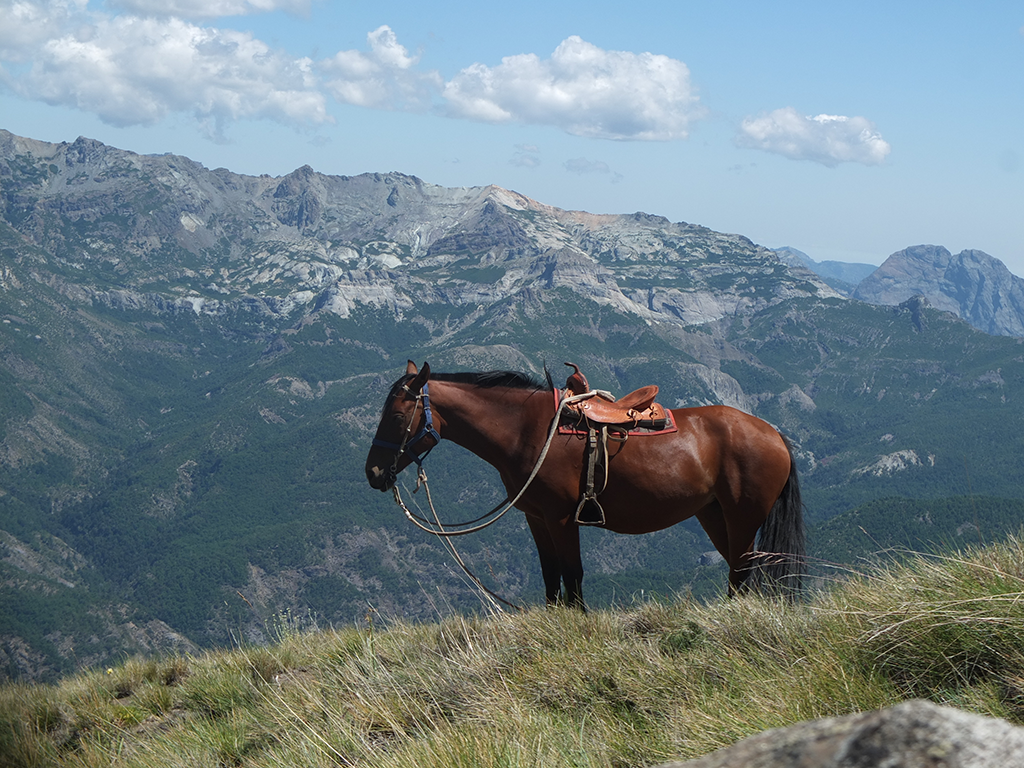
<box><xmin>365</xmin><ymin>360</ymin><xmax>439</xmax><ymax>491</ymax></box>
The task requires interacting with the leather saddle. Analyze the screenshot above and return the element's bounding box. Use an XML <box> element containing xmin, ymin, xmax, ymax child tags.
<box><xmin>562</xmin><ymin>363</ymin><xmax>667</xmax><ymax>428</ymax></box>
<box><xmin>560</xmin><ymin>363</ymin><xmax>671</xmax><ymax>527</ymax></box>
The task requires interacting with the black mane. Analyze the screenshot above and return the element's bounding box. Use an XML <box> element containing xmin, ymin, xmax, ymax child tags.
<box><xmin>386</xmin><ymin>369</ymin><xmax>550</xmax><ymax>403</ymax></box>
<box><xmin>432</xmin><ymin>369</ymin><xmax>550</xmax><ymax>391</ymax></box>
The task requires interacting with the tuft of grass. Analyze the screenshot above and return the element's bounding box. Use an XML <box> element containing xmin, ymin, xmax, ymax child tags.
<box><xmin>823</xmin><ymin>543</ymin><xmax>1024</xmax><ymax>701</ymax></box>
<box><xmin>5</xmin><ymin>535</ymin><xmax>1024</xmax><ymax>767</ymax></box>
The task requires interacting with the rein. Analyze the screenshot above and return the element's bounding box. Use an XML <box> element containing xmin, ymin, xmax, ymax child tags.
<box><xmin>383</xmin><ymin>387</ymin><xmax>605</xmax><ymax>611</ymax></box>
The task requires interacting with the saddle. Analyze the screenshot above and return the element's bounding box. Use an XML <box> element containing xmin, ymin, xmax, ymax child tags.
<box><xmin>560</xmin><ymin>363</ymin><xmax>671</xmax><ymax>527</ymax></box>
<box><xmin>562</xmin><ymin>363</ymin><xmax>668</xmax><ymax>428</ymax></box>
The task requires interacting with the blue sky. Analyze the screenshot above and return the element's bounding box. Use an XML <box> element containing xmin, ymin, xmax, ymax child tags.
<box><xmin>2</xmin><ymin>1</ymin><xmax>1022</xmax><ymax>272</ymax></box>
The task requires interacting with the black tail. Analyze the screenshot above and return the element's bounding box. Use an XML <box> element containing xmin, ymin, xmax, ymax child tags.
<box><xmin>749</xmin><ymin>434</ymin><xmax>806</xmax><ymax>599</ymax></box>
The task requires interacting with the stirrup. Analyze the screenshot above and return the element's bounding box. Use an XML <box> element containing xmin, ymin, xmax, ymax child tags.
<box><xmin>574</xmin><ymin>495</ymin><xmax>606</xmax><ymax>526</ymax></box>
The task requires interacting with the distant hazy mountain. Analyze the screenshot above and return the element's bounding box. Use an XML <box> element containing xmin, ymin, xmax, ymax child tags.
<box><xmin>773</xmin><ymin>247</ymin><xmax>877</xmax><ymax>296</ymax></box>
<box><xmin>854</xmin><ymin>245</ymin><xmax>1024</xmax><ymax>337</ymax></box>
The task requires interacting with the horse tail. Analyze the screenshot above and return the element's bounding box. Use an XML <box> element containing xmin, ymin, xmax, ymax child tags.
<box><xmin>750</xmin><ymin>433</ymin><xmax>806</xmax><ymax>599</ymax></box>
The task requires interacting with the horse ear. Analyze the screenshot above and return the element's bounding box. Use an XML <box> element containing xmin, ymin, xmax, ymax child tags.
<box><xmin>408</xmin><ymin>361</ymin><xmax>430</xmax><ymax>392</ymax></box>
<box><xmin>405</xmin><ymin>360</ymin><xmax>418</xmax><ymax>375</ymax></box>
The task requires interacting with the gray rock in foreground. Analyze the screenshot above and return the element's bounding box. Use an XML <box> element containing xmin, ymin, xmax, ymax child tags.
<box><xmin>656</xmin><ymin>700</ymin><xmax>1024</xmax><ymax>768</ymax></box>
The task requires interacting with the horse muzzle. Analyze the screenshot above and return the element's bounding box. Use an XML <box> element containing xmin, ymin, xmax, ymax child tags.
<box><xmin>366</xmin><ymin>464</ymin><xmax>396</xmax><ymax>492</ymax></box>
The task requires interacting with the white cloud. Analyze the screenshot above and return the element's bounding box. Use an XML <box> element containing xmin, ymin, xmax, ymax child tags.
<box><xmin>737</xmin><ymin>107</ymin><xmax>891</xmax><ymax>167</ymax></box>
<box><xmin>107</xmin><ymin>0</ymin><xmax>311</xmax><ymax>19</ymax></box>
<box><xmin>1</xmin><ymin>11</ymin><xmax>696</xmax><ymax>144</ymax></box>
<box><xmin>564</xmin><ymin>157</ymin><xmax>611</xmax><ymax>174</ymax></box>
<box><xmin>318</xmin><ymin>25</ymin><xmax>442</xmax><ymax>111</ymax></box>
<box><xmin>0</xmin><ymin>0</ymin><xmax>84</xmax><ymax>62</ymax></box>
<box><xmin>5</xmin><ymin>7</ymin><xmax>328</xmax><ymax>132</ymax></box>
<box><xmin>442</xmin><ymin>35</ymin><xmax>704</xmax><ymax>140</ymax></box>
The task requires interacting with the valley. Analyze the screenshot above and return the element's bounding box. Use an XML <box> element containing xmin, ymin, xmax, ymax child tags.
<box><xmin>2</xmin><ymin>129</ymin><xmax>1023</xmax><ymax>681</ymax></box>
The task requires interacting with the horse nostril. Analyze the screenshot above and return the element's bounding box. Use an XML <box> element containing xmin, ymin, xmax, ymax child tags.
<box><xmin>367</xmin><ymin>465</ymin><xmax>392</xmax><ymax>491</ymax></box>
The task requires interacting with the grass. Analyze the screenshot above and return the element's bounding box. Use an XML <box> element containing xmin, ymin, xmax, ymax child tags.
<box><xmin>6</xmin><ymin>536</ymin><xmax>1024</xmax><ymax>767</ymax></box>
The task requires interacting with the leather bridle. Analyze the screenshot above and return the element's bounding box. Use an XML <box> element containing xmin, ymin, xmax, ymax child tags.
<box><xmin>371</xmin><ymin>380</ymin><xmax>441</xmax><ymax>480</ymax></box>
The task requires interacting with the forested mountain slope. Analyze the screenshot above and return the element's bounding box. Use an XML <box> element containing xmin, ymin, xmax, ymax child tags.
<box><xmin>2</xmin><ymin>130</ymin><xmax>1023</xmax><ymax>681</ymax></box>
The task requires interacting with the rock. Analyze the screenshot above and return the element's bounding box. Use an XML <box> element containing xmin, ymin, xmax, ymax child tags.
<box><xmin>655</xmin><ymin>700</ymin><xmax>1024</xmax><ymax>768</ymax></box>
<box><xmin>0</xmin><ymin>128</ymin><xmax>838</xmax><ymax>330</ymax></box>
<box><xmin>854</xmin><ymin>245</ymin><xmax>1024</xmax><ymax>337</ymax></box>
<box><xmin>697</xmin><ymin>551</ymin><xmax>723</xmax><ymax>566</ymax></box>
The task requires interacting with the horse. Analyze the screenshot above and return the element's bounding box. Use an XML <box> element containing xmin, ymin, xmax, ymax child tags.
<box><xmin>365</xmin><ymin>361</ymin><xmax>805</xmax><ymax>608</ymax></box>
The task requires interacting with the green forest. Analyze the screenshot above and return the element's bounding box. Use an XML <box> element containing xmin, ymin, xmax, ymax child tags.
<box><xmin>5</xmin><ymin>256</ymin><xmax>1024</xmax><ymax>682</ymax></box>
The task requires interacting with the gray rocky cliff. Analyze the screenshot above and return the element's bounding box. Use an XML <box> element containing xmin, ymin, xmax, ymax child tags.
<box><xmin>854</xmin><ymin>245</ymin><xmax>1024</xmax><ymax>336</ymax></box>
<box><xmin>0</xmin><ymin>129</ymin><xmax>839</xmax><ymax>330</ymax></box>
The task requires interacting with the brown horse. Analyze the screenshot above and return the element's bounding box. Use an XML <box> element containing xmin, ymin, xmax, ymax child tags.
<box><xmin>365</xmin><ymin>361</ymin><xmax>805</xmax><ymax>608</ymax></box>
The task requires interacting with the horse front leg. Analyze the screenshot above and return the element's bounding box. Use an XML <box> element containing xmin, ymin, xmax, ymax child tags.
<box><xmin>556</xmin><ymin>520</ymin><xmax>585</xmax><ymax>611</ymax></box>
<box><xmin>526</xmin><ymin>513</ymin><xmax>586</xmax><ymax>610</ymax></box>
<box><xmin>526</xmin><ymin>514</ymin><xmax>563</xmax><ymax>606</ymax></box>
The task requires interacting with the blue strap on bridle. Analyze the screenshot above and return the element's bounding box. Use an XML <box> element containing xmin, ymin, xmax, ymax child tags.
<box><xmin>372</xmin><ymin>381</ymin><xmax>441</xmax><ymax>466</ymax></box>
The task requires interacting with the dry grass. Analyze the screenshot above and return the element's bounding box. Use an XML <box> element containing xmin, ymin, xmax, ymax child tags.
<box><xmin>5</xmin><ymin>536</ymin><xmax>1024</xmax><ymax>767</ymax></box>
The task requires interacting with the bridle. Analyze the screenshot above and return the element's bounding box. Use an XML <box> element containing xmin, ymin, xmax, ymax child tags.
<box><xmin>371</xmin><ymin>380</ymin><xmax>441</xmax><ymax>481</ymax></box>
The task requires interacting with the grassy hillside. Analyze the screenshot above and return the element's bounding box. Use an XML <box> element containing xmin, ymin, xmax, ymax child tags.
<box><xmin>5</xmin><ymin>535</ymin><xmax>1024</xmax><ymax>768</ymax></box>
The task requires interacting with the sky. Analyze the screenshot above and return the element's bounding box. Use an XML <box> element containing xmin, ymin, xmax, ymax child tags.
<box><xmin>1</xmin><ymin>1</ymin><xmax>1022</xmax><ymax>272</ymax></box>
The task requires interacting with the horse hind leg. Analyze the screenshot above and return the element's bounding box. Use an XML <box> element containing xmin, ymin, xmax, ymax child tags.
<box><xmin>696</xmin><ymin>501</ymin><xmax>746</xmax><ymax>595</ymax></box>
<box><xmin>696</xmin><ymin>499</ymin><xmax>764</xmax><ymax>597</ymax></box>
<box><xmin>695</xmin><ymin>500</ymin><xmax>729</xmax><ymax>563</ymax></box>
<box><xmin>748</xmin><ymin>454</ymin><xmax>806</xmax><ymax>597</ymax></box>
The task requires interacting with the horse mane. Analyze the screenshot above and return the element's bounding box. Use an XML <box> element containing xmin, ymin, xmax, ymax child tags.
<box><xmin>431</xmin><ymin>370</ymin><xmax>551</xmax><ymax>391</ymax></box>
<box><xmin>385</xmin><ymin>369</ymin><xmax>551</xmax><ymax>402</ymax></box>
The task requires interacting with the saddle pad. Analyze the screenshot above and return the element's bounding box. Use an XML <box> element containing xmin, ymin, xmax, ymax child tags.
<box><xmin>553</xmin><ymin>389</ymin><xmax>678</xmax><ymax>436</ymax></box>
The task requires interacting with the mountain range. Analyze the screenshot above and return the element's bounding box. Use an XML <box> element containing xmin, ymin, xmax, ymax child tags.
<box><xmin>775</xmin><ymin>244</ymin><xmax>1024</xmax><ymax>339</ymax></box>
<box><xmin>772</xmin><ymin>246</ymin><xmax>878</xmax><ymax>295</ymax></box>
<box><xmin>853</xmin><ymin>244</ymin><xmax>1024</xmax><ymax>338</ymax></box>
<box><xmin>3</xmin><ymin>128</ymin><xmax>1024</xmax><ymax>681</ymax></box>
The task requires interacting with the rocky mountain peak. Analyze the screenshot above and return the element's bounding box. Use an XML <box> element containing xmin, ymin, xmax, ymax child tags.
<box><xmin>854</xmin><ymin>245</ymin><xmax>1024</xmax><ymax>336</ymax></box>
<box><xmin>0</xmin><ymin>129</ymin><xmax>839</xmax><ymax>330</ymax></box>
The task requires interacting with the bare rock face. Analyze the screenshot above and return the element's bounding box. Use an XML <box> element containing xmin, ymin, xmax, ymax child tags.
<box><xmin>656</xmin><ymin>700</ymin><xmax>1024</xmax><ymax>768</ymax></box>
<box><xmin>0</xmin><ymin>128</ymin><xmax>837</xmax><ymax>330</ymax></box>
<box><xmin>854</xmin><ymin>245</ymin><xmax>1024</xmax><ymax>337</ymax></box>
